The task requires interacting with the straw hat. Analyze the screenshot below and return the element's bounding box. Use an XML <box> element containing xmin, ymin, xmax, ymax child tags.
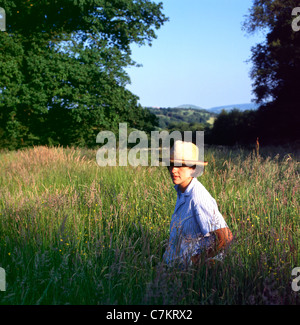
<box><xmin>162</xmin><ymin>140</ymin><xmax>208</xmax><ymax>167</ymax></box>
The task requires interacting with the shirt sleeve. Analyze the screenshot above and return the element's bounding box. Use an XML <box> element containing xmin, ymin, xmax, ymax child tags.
<box><xmin>191</xmin><ymin>184</ymin><xmax>227</xmax><ymax>235</ymax></box>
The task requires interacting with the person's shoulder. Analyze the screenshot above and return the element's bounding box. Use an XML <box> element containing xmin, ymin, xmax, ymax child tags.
<box><xmin>192</xmin><ymin>178</ymin><xmax>208</xmax><ymax>193</ymax></box>
<box><xmin>191</xmin><ymin>178</ymin><xmax>214</xmax><ymax>201</ymax></box>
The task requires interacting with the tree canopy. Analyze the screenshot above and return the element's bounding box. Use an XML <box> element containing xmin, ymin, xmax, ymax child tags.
<box><xmin>207</xmin><ymin>0</ymin><xmax>300</xmax><ymax>146</ymax></box>
<box><xmin>243</xmin><ymin>0</ymin><xmax>300</xmax><ymax>105</ymax></box>
<box><xmin>240</xmin><ymin>0</ymin><xmax>300</xmax><ymax>144</ymax></box>
<box><xmin>0</xmin><ymin>0</ymin><xmax>167</xmax><ymax>149</ymax></box>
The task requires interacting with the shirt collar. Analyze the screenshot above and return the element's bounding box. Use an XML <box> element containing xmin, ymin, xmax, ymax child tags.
<box><xmin>174</xmin><ymin>177</ymin><xmax>197</xmax><ymax>197</ymax></box>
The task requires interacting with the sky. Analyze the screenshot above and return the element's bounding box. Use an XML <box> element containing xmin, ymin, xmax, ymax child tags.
<box><xmin>125</xmin><ymin>0</ymin><xmax>266</xmax><ymax>109</ymax></box>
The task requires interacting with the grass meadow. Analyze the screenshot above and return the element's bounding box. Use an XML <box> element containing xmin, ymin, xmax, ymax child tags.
<box><xmin>0</xmin><ymin>145</ymin><xmax>299</xmax><ymax>305</ymax></box>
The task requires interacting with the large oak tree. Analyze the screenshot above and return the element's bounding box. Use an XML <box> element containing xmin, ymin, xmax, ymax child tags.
<box><xmin>0</xmin><ymin>0</ymin><xmax>167</xmax><ymax>148</ymax></box>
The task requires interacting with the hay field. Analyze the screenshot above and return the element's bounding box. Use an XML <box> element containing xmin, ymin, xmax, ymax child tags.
<box><xmin>0</xmin><ymin>146</ymin><xmax>299</xmax><ymax>304</ymax></box>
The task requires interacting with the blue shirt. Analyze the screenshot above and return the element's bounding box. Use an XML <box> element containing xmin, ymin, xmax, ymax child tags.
<box><xmin>163</xmin><ymin>178</ymin><xmax>228</xmax><ymax>266</ymax></box>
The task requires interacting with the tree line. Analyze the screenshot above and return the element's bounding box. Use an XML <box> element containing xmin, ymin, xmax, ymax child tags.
<box><xmin>202</xmin><ymin>0</ymin><xmax>300</xmax><ymax>147</ymax></box>
<box><xmin>230</xmin><ymin>0</ymin><xmax>299</xmax><ymax>146</ymax></box>
<box><xmin>0</xmin><ymin>0</ymin><xmax>299</xmax><ymax>150</ymax></box>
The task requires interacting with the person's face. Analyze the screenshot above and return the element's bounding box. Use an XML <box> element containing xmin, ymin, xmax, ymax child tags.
<box><xmin>168</xmin><ymin>165</ymin><xmax>194</xmax><ymax>191</ymax></box>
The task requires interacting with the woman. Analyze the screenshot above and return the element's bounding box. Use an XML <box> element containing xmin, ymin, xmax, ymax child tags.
<box><xmin>163</xmin><ymin>141</ymin><xmax>233</xmax><ymax>267</ymax></box>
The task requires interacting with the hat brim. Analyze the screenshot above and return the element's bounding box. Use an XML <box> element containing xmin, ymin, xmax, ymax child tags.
<box><xmin>160</xmin><ymin>158</ymin><xmax>208</xmax><ymax>166</ymax></box>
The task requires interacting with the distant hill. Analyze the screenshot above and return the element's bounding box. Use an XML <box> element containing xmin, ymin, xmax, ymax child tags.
<box><xmin>206</xmin><ymin>103</ymin><xmax>259</xmax><ymax>114</ymax></box>
<box><xmin>176</xmin><ymin>104</ymin><xmax>204</xmax><ymax>110</ymax></box>
<box><xmin>147</xmin><ymin>106</ymin><xmax>215</xmax><ymax>130</ymax></box>
<box><xmin>173</xmin><ymin>103</ymin><xmax>259</xmax><ymax>114</ymax></box>
<box><xmin>146</xmin><ymin>103</ymin><xmax>259</xmax><ymax>130</ymax></box>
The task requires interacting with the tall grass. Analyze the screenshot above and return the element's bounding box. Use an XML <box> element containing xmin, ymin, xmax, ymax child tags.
<box><xmin>0</xmin><ymin>145</ymin><xmax>299</xmax><ymax>305</ymax></box>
